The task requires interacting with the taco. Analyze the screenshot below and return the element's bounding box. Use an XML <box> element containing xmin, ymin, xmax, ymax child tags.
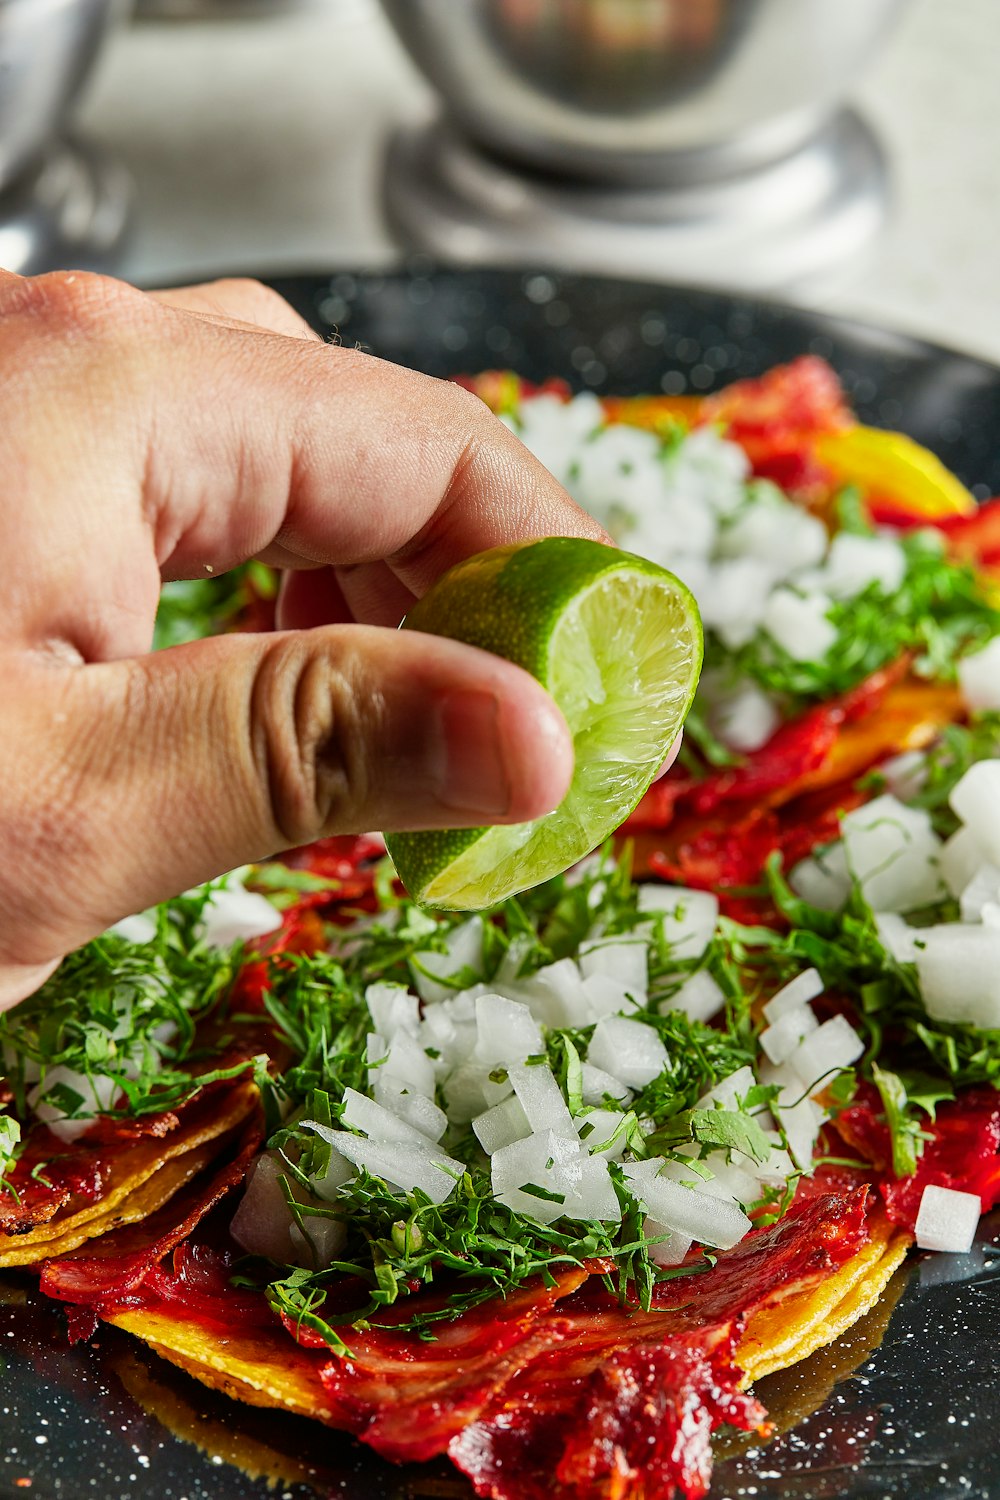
<box><xmin>0</xmin><ymin>870</ymin><xmax>346</xmax><ymax>1271</ymax></box>
<box><xmin>5</xmin><ymin>357</ymin><xmax>1000</xmax><ymax>1500</ymax></box>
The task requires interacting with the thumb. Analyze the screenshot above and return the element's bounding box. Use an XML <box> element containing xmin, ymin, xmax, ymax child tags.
<box><xmin>2</xmin><ymin>629</ymin><xmax>573</xmax><ymax>997</ymax></box>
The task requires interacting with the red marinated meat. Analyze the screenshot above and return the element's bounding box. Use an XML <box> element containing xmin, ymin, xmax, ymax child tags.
<box><xmin>835</xmin><ymin>1083</ymin><xmax>1000</xmax><ymax>1230</ymax></box>
<box><xmin>46</xmin><ymin>1187</ymin><xmax>869</xmax><ymax>1500</ymax></box>
<box><xmin>40</xmin><ymin>1107</ymin><xmax>263</xmax><ymax>1309</ymax></box>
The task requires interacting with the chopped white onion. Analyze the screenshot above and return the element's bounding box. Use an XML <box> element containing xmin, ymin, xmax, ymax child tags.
<box><xmin>879</xmin><ymin>750</ymin><xmax>928</xmax><ymax>803</ymax></box>
<box><xmin>580</xmin><ymin>1062</ymin><xmax>632</xmax><ymax>1107</ymax></box>
<box><xmin>914</xmin><ymin>1184</ymin><xmax>981</xmax><ymax>1253</ymax></box>
<box><xmin>643</xmin><ymin>1217</ymin><xmax>693</xmax><ymax>1267</ymax></box>
<box><xmin>957</xmin><ymin>638</ymin><xmax>1000</xmax><ymax>713</ymax></box>
<box><xmin>442</xmin><ymin>1062</ymin><xmax>495</xmax><ymax>1124</ymax></box>
<box><xmin>789</xmin><ymin>843</ymin><xmax>851</xmax><ymax>913</ymax></box>
<box><xmin>697</xmin><ymin>1066</ymin><xmax>757</xmax><ymax>1113</ymax></box>
<box><xmin>587</xmin><ymin>1017</ymin><xmax>669</xmax><ymax>1090</ymax></box>
<box><xmin>230</xmin><ymin>1153</ymin><xmax>296</xmax><ymax>1262</ymax></box>
<box><xmin>289</xmin><ymin>1212</ymin><xmax>346</xmax><ymax>1269</ymax></box>
<box><xmin>821</xmin><ymin>532</ymin><xmax>907</xmax><ymax>600</ymax></box>
<box><xmin>581</xmin><ymin>971</ymin><xmax>641</xmax><ymax>1021</ymax></box>
<box><xmin>564</xmin><ymin>1157</ymin><xmax>622</xmax><ymax>1222</ymax></box>
<box><xmin>660</xmin><ymin>970</ymin><xmax>726</xmax><ymax>1024</ymax></box>
<box><xmin>491</xmin><ymin>1130</ymin><xmax>582</xmax><ymax>1225</ymax></box>
<box><xmin>370</xmin><ymin>1076</ymin><xmax>448</xmax><ymax>1142</ymax></box>
<box><xmin>716</xmin><ymin>491</ymin><xmax>826</xmax><ymax>578</ymax></box>
<box><xmin>196</xmin><ymin>881</ymin><xmax>283</xmax><ymax>949</ymax></box>
<box><xmin>375</xmin><ymin>1030</ymin><xmax>436</xmax><ymax>1100</ymax></box>
<box><xmin>324</xmin><ymin>1128</ymin><xmax>462</xmax><ymax>1205</ymax></box>
<box><xmin>472</xmin><ymin>1094</ymin><xmax>531</xmax><ymax>1156</ymax></box>
<box><xmin>660</xmin><ymin>1154</ymin><xmax>759</xmax><ymax>1207</ymax></box>
<box><xmin>959</xmin><ymin>862</ymin><xmax>1000</xmax><ymax>923</ymax></box>
<box><xmin>915</xmin><ymin>925</ymin><xmax>1000</xmax><ymax>1029</ymax></box>
<box><xmin>698</xmin><ymin>558</ymin><xmax>774</xmax><ymax>649</ymax></box>
<box><xmin>515</xmin><ymin>958</ymin><xmax>588</xmax><ymax>1029</ymax></box>
<box><xmin>420</xmin><ymin>1000</ymin><xmax>478</xmax><ymax>1074</ymax></box>
<box><xmin>474</xmin><ymin>994</ymin><xmax>544</xmax><ymax>1066</ymax></box>
<box><xmin>308</xmin><ymin>1146</ymin><xmax>355</xmax><ymax>1204</ymax></box>
<box><xmin>875</xmin><ymin>911</ymin><xmax>920</xmax><ymax>965</ymax></box>
<box><xmin>840</xmin><ymin>795</ymin><xmax>944</xmax><ymax>913</ymax></box>
<box><xmin>762</xmin><ymin>969</ymin><xmax>824</xmax><ymax>1024</ymax></box>
<box><xmin>28</xmin><ymin>1067</ymin><xmax>119</xmax><ymax>1143</ymax></box>
<box><xmin>491</xmin><ymin>935</ymin><xmax>534</xmax><ymax>991</ymax></box>
<box><xmin>108</xmin><ymin>912</ymin><xmax>158</xmax><ymax>945</ymax></box>
<box><xmin>771</xmin><ymin>1093</ymin><xmax>826</xmax><ymax>1171</ymax></box>
<box><xmin>761</xmin><ymin>588</ymin><xmax>837</xmax><ymax>662</ymax></box>
<box><xmin>788</xmin><ymin>1015</ymin><xmax>865</xmax><ymax>1089</ymax></box>
<box><xmin>411</xmin><ymin>917</ymin><xmax>484</xmax><ymax>1004</ymax></box>
<box><xmin>577</xmin><ymin>1108</ymin><xmax>630</xmax><ymax>1160</ymax></box>
<box><xmin>624</xmin><ymin>1159</ymin><xmax>752</xmax><ymax>1249</ymax></box>
<box><xmin>579</xmin><ymin>938</ymin><xmax>648</xmax><ymax>996</ymax></box>
<box><xmin>940</xmin><ymin>825</ymin><xmax>986</xmax><ymax>900</ymax></box>
<box><xmin>365</xmin><ymin>982</ymin><xmax>420</xmax><ymax>1039</ymax></box>
<box><xmin>756</xmin><ymin>1140</ymin><xmax>797</xmax><ymax>1187</ymax></box>
<box><xmin>340</xmin><ymin>1087</ymin><xmax>439</xmax><ymax>1148</ymax></box>
<box><xmin>759</xmin><ymin>1005</ymin><xmax>818</xmax><ymax>1066</ymax></box>
<box><xmin>508</xmin><ymin>1062</ymin><xmax>577</xmax><ymax>1139</ymax></box>
<box><xmin>637</xmin><ymin>886</ymin><xmax>719</xmax><ymax>960</ymax></box>
<box><xmin>950</xmin><ymin>762</ymin><xmax>1000</xmax><ymax>866</ymax></box>
<box><xmin>711</xmin><ymin>682</ymin><xmax>781</xmax><ymax>754</ymax></box>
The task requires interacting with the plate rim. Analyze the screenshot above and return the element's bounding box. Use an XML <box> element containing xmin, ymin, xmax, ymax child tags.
<box><xmin>257</xmin><ymin>261</ymin><xmax>1000</xmax><ymax>385</ymax></box>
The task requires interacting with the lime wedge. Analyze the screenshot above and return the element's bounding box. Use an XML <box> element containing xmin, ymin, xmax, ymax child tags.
<box><xmin>384</xmin><ymin>538</ymin><xmax>703</xmax><ymax>910</ymax></box>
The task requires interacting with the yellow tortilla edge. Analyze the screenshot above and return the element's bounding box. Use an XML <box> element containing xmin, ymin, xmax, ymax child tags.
<box><xmin>106</xmin><ymin>1215</ymin><xmax>915</xmax><ymax>1442</ymax></box>
<box><xmin>0</xmin><ymin>1080</ymin><xmax>258</xmax><ymax>1266</ymax></box>
<box><xmin>107</xmin><ymin>1308</ymin><xmax>336</xmax><ymax>1424</ymax></box>
<box><xmin>737</xmin><ymin>1212</ymin><xmax>913</xmax><ymax>1385</ymax></box>
<box><xmin>0</xmin><ymin>1142</ymin><xmax>221</xmax><ymax>1268</ymax></box>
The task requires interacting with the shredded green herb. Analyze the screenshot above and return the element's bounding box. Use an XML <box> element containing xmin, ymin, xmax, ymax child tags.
<box><xmin>715</xmin><ymin>530</ymin><xmax>999</xmax><ymax>714</ymax></box>
<box><xmin>0</xmin><ymin>884</ymin><xmax>248</xmax><ymax>1123</ymax></box>
<box><xmin>724</xmin><ymin>853</ymin><xmax>1000</xmax><ymax>1175</ymax></box>
<box><xmin>230</xmin><ymin>849</ymin><xmax>776</xmax><ymax>1336</ymax></box>
<box><xmin>153</xmin><ymin>562</ymin><xmax>276</xmax><ymax>650</ymax></box>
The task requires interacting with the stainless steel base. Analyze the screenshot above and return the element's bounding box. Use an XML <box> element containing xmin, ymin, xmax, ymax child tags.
<box><xmin>384</xmin><ymin>109</ymin><xmax>888</xmax><ymax>293</ymax></box>
<box><xmin>0</xmin><ymin>139</ymin><xmax>132</xmax><ymax>276</ymax></box>
<box><xmin>133</xmin><ymin>0</ymin><xmax>360</xmax><ymax>16</ymax></box>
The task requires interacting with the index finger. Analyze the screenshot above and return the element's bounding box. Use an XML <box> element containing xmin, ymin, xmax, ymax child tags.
<box><xmin>165</xmin><ymin>333</ymin><xmax>609</xmax><ymax>593</ymax></box>
<box><xmin>1</xmin><ymin>272</ymin><xmax>607</xmax><ymax>618</ymax></box>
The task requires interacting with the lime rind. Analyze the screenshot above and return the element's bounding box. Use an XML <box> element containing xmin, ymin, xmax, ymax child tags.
<box><xmin>384</xmin><ymin>540</ymin><xmax>703</xmax><ymax>911</ymax></box>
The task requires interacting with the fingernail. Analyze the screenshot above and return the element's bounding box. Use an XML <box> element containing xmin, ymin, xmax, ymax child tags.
<box><xmin>652</xmin><ymin>730</ymin><xmax>684</xmax><ymax>782</ymax></box>
<box><xmin>434</xmin><ymin>691</ymin><xmax>511</xmax><ymax>817</ymax></box>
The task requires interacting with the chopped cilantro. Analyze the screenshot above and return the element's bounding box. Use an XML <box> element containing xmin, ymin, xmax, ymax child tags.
<box><xmin>717</xmin><ymin>531</ymin><xmax>999</xmax><ymax>713</ymax></box>
<box><xmin>0</xmin><ymin>884</ymin><xmax>247</xmax><ymax>1120</ymax></box>
<box><xmin>152</xmin><ymin>562</ymin><xmax>276</xmax><ymax>650</ymax></box>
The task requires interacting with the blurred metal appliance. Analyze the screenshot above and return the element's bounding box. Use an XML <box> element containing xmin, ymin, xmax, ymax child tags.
<box><xmin>0</xmin><ymin>0</ymin><xmax>131</xmax><ymax>274</ymax></box>
<box><xmin>380</xmin><ymin>0</ymin><xmax>910</xmax><ymax>290</ymax></box>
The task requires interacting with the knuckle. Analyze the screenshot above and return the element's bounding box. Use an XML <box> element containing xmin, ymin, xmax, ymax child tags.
<box><xmin>249</xmin><ymin>636</ymin><xmax>376</xmax><ymax>845</ymax></box>
<box><xmin>209</xmin><ymin>277</ymin><xmax>312</xmax><ymax>336</ymax></box>
<box><xmin>0</xmin><ymin>269</ymin><xmax>145</xmax><ymax>333</ymax></box>
<box><xmin>439</xmin><ymin>375</ymin><xmax>494</xmax><ymax>431</ymax></box>
<box><xmin>439</xmin><ymin>380</ymin><xmax>533</xmax><ymax>485</ymax></box>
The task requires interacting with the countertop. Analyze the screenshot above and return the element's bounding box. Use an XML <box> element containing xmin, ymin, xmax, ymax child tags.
<box><xmin>77</xmin><ymin>0</ymin><xmax>1000</xmax><ymax>365</ymax></box>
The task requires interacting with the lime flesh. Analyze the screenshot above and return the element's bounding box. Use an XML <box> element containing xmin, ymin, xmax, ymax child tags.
<box><xmin>384</xmin><ymin>539</ymin><xmax>703</xmax><ymax>910</ymax></box>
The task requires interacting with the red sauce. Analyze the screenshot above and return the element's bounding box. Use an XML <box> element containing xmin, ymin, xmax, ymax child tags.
<box><xmin>835</xmin><ymin>1083</ymin><xmax>1000</xmax><ymax>1230</ymax></box>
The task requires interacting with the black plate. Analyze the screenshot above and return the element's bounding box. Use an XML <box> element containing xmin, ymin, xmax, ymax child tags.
<box><xmin>3</xmin><ymin>269</ymin><xmax>1000</xmax><ymax>1500</ymax></box>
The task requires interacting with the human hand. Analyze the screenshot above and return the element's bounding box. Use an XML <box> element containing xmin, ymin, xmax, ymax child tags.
<box><xmin>0</xmin><ymin>271</ymin><xmax>608</xmax><ymax>1008</ymax></box>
